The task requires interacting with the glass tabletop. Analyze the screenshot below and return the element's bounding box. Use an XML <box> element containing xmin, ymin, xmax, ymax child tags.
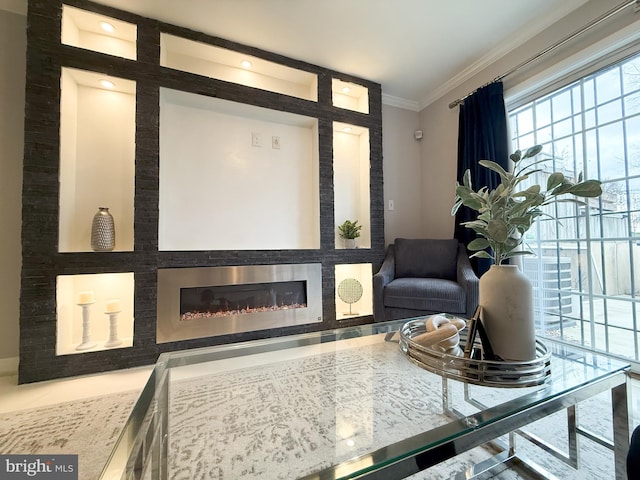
<box><xmin>100</xmin><ymin>318</ymin><xmax>630</xmax><ymax>480</ymax></box>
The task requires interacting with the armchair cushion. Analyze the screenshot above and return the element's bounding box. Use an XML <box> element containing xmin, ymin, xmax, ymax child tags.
<box><xmin>394</xmin><ymin>238</ymin><xmax>458</xmax><ymax>280</ymax></box>
<box><xmin>384</xmin><ymin>277</ymin><xmax>465</xmax><ymax>313</ymax></box>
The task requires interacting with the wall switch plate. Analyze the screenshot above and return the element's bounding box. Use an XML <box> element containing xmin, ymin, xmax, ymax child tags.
<box><xmin>272</xmin><ymin>136</ymin><xmax>281</xmax><ymax>149</ymax></box>
<box><xmin>388</xmin><ymin>200</ymin><xmax>394</xmax><ymax>211</ymax></box>
<box><xmin>252</xmin><ymin>132</ymin><xmax>262</xmax><ymax>147</ymax></box>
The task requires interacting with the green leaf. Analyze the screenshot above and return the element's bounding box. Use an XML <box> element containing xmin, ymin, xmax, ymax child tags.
<box><xmin>550</xmin><ymin>182</ymin><xmax>575</xmax><ymax>195</ymax></box>
<box><xmin>479</xmin><ymin>160</ymin><xmax>510</xmax><ymax>182</ymax></box>
<box><xmin>513</xmin><ymin>185</ymin><xmax>541</xmax><ymax>197</ymax></box>
<box><xmin>487</xmin><ymin>219</ymin><xmax>508</xmax><ymax>242</ymax></box>
<box><xmin>451</xmin><ymin>199</ymin><xmax>463</xmax><ymax>216</ymax></box>
<box><xmin>470</xmin><ymin>250</ymin><xmax>493</xmax><ymax>260</ymax></box>
<box><xmin>547</xmin><ymin>172</ymin><xmax>564</xmax><ymax>190</ymax></box>
<box><xmin>463</xmin><ymin>169</ymin><xmax>472</xmax><ymax>189</ymax></box>
<box><xmin>566</xmin><ymin>180</ymin><xmax>603</xmax><ymax>197</ymax></box>
<box><xmin>510</xmin><ymin>150</ymin><xmax>522</xmax><ymax>163</ymax></box>
<box><xmin>507</xmin><ymin>250</ymin><xmax>535</xmax><ymax>257</ymax></box>
<box><xmin>468</xmin><ymin>238</ymin><xmax>490</xmax><ymax>251</ymax></box>
<box><xmin>523</xmin><ymin>145</ymin><xmax>543</xmax><ymax>159</ymax></box>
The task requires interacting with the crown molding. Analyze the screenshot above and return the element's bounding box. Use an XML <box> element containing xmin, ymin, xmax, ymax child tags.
<box><xmin>0</xmin><ymin>0</ymin><xmax>27</xmax><ymax>15</ymax></box>
<box><xmin>381</xmin><ymin>93</ymin><xmax>420</xmax><ymax>112</ymax></box>
<box><xmin>417</xmin><ymin>0</ymin><xmax>591</xmax><ymax>111</ymax></box>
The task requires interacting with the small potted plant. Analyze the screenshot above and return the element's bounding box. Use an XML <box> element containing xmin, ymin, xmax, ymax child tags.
<box><xmin>338</xmin><ymin>220</ymin><xmax>362</xmax><ymax>249</ymax></box>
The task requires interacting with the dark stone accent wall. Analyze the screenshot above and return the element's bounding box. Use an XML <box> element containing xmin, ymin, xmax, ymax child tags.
<box><xmin>19</xmin><ymin>0</ymin><xmax>385</xmax><ymax>383</ymax></box>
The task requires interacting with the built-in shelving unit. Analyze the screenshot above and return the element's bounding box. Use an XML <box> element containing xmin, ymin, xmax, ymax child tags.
<box><xmin>20</xmin><ymin>0</ymin><xmax>384</xmax><ymax>383</ymax></box>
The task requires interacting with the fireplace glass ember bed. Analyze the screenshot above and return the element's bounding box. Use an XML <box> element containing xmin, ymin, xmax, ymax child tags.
<box><xmin>101</xmin><ymin>317</ymin><xmax>630</xmax><ymax>480</ymax></box>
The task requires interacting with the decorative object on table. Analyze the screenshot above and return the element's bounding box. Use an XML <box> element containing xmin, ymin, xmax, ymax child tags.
<box><xmin>337</xmin><ymin>278</ymin><xmax>363</xmax><ymax>316</ymax></box>
<box><xmin>91</xmin><ymin>206</ymin><xmax>115</xmax><ymax>251</ymax></box>
<box><xmin>452</xmin><ymin>145</ymin><xmax>602</xmax><ymax>361</ymax></box>
<box><xmin>412</xmin><ymin>313</ymin><xmax>466</xmax><ymax>356</ymax></box>
<box><xmin>337</xmin><ymin>219</ymin><xmax>362</xmax><ymax>249</ymax></box>
<box><xmin>76</xmin><ymin>290</ymin><xmax>97</xmax><ymax>351</ymax></box>
<box><xmin>463</xmin><ymin>306</ymin><xmax>482</xmax><ymax>358</ymax></box>
<box><xmin>399</xmin><ymin>316</ymin><xmax>551</xmax><ymax>387</ymax></box>
<box><xmin>104</xmin><ymin>298</ymin><xmax>122</xmax><ymax>348</ymax></box>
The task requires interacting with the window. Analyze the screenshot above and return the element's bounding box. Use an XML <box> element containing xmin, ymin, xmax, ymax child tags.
<box><xmin>509</xmin><ymin>50</ymin><xmax>640</xmax><ymax>366</ymax></box>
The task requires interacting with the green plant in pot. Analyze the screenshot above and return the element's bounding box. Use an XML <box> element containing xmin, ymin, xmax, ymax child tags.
<box><xmin>451</xmin><ymin>145</ymin><xmax>602</xmax><ymax>361</ymax></box>
<box><xmin>338</xmin><ymin>220</ymin><xmax>362</xmax><ymax>248</ymax></box>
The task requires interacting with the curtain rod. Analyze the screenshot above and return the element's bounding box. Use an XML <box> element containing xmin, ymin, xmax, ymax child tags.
<box><xmin>448</xmin><ymin>0</ymin><xmax>640</xmax><ymax>109</ymax></box>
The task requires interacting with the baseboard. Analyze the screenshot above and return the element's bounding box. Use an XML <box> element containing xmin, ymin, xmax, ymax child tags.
<box><xmin>0</xmin><ymin>356</ymin><xmax>18</xmax><ymax>376</ymax></box>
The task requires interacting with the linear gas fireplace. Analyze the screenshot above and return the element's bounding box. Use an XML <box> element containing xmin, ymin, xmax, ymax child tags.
<box><xmin>157</xmin><ymin>264</ymin><xmax>322</xmax><ymax>343</ymax></box>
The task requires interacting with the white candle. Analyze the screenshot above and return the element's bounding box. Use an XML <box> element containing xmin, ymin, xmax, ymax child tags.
<box><xmin>105</xmin><ymin>299</ymin><xmax>121</xmax><ymax>313</ymax></box>
<box><xmin>78</xmin><ymin>290</ymin><xmax>95</xmax><ymax>304</ymax></box>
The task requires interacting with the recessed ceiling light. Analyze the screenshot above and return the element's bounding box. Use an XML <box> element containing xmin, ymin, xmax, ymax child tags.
<box><xmin>100</xmin><ymin>79</ymin><xmax>115</xmax><ymax>89</ymax></box>
<box><xmin>343</xmin><ymin>127</ymin><xmax>352</xmax><ymax>133</ymax></box>
<box><xmin>342</xmin><ymin>86</ymin><xmax>351</xmax><ymax>94</ymax></box>
<box><xmin>99</xmin><ymin>21</ymin><xmax>115</xmax><ymax>33</ymax></box>
<box><xmin>241</xmin><ymin>60</ymin><xmax>252</xmax><ymax>69</ymax></box>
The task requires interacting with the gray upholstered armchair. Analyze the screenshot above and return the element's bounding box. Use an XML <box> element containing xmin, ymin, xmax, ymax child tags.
<box><xmin>373</xmin><ymin>238</ymin><xmax>479</xmax><ymax>322</ymax></box>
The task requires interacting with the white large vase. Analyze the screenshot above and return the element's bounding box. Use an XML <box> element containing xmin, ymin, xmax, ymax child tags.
<box><xmin>479</xmin><ymin>264</ymin><xmax>536</xmax><ymax>361</ymax></box>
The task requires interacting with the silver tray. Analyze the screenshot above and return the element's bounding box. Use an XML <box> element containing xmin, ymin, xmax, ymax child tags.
<box><xmin>399</xmin><ymin>316</ymin><xmax>552</xmax><ymax>388</ymax></box>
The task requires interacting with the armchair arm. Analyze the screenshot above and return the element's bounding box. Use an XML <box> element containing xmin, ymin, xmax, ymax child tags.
<box><xmin>456</xmin><ymin>244</ymin><xmax>480</xmax><ymax>317</ymax></box>
<box><xmin>373</xmin><ymin>245</ymin><xmax>395</xmax><ymax>321</ymax></box>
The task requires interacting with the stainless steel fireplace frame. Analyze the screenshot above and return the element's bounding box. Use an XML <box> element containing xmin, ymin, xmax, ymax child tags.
<box><xmin>157</xmin><ymin>264</ymin><xmax>323</xmax><ymax>343</ymax></box>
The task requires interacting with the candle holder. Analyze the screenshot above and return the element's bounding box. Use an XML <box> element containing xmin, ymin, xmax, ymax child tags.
<box><xmin>104</xmin><ymin>309</ymin><xmax>122</xmax><ymax>348</ymax></box>
<box><xmin>76</xmin><ymin>301</ymin><xmax>97</xmax><ymax>351</ymax></box>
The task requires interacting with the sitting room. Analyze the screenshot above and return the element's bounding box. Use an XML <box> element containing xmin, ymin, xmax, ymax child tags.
<box><xmin>2</xmin><ymin>0</ymin><xmax>640</xmax><ymax>478</ymax></box>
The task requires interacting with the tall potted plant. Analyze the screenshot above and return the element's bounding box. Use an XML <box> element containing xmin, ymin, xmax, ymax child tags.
<box><xmin>452</xmin><ymin>145</ymin><xmax>602</xmax><ymax>360</ymax></box>
<box><xmin>338</xmin><ymin>220</ymin><xmax>362</xmax><ymax>249</ymax></box>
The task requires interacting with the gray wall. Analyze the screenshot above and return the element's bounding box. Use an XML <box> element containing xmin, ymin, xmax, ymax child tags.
<box><xmin>0</xmin><ymin>9</ymin><xmax>26</xmax><ymax>371</ymax></box>
<box><xmin>381</xmin><ymin>104</ymin><xmax>423</xmax><ymax>244</ymax></box>
<box><xmin>418</xmin><ymin>0</ymin><xmax>640</xmax><ymax>239</ymax></box>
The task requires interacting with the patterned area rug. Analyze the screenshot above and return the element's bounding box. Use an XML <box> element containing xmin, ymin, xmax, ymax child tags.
<box><xmin>0</xmin><ymin>391</ymin><xmax>139</xmax><ymax>480</ymax></box>
<box><xmin>0</xmin><ymin>340</ymin><xmax>622</xmax><ymax>480</ymax></box>
<box><xmin>169</xmin><ymin>341</ymin><xmax>486</xmax><ymax>479</ymax></box>
<box><xmin>167</xmin><ymin>341</ymin><xmax>617</xmax><ymax>479</ymax></box>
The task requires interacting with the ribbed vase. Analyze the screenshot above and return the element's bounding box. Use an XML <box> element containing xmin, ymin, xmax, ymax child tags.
<box><xmin>479</xmin><ymin>264</ymin><xmax>536</xmax><ymax>361</ymax></box>
<box><xmin>91</xmin><ymin>207</ymin><xmax>115</xmax><ymax>252</ymax></box>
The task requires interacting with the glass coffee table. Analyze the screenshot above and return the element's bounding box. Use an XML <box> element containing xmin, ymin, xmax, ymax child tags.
<box><xmin>100</xmin><ymin>318</ymin><xmax>630</xmax><ymax>479</ymax></box>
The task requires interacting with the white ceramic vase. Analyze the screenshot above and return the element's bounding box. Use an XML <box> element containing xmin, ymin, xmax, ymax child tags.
<box><xmin>344</xmin><ymin>238</ymin><xmax>356</xmax><ymax>249</ymax></box>
<box><xmin>479</xmin><ymin>264</ymin><xmax>536</xmax><ymax>361</ymax></box>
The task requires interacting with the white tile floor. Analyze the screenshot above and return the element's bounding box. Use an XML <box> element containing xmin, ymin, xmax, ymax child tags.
<box><xmin>0</xmin><ymin>365</ymin><xmax>152</xmax><ymax>414</ymax></box>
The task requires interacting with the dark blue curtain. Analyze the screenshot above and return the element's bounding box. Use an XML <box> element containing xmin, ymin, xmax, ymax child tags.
<box><xmin>454</xmin><ymin>81</ymin><xmax>509</xmax><ymax>275</ymax></box>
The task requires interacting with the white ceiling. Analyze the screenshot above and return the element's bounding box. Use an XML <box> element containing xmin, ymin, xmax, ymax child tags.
<box><xmin>3</xmin><ymin>0</ymin><xmax>591</xmax><ymax>110</ymax></box>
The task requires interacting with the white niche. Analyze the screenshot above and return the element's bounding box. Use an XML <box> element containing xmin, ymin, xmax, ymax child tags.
<box><xmin>161</xmin><ymin>34</ymin><xmax>317</xmax><ymax>101</ymax></box>
<box><xmin>56</xmin><ymin>272</ymin><xmax>135</xmax><ymax>355</ymax></box>
<box><xmin>335</xmin><ymin>263</ymin><xmax>373</xmax><ymax>319</ymax></box>
<box><xmin>62</xmin><ymin>5</ymin><xmax>137</xmax><ymax>60</ymax></box>
<box><xmin>334</xmin><ymin>122</ymin><xmax>371</xmax><ymax>249</ymax></box>
<box><xmin>58</xmin><ymin>68</ymin><xmax>135</xmax><ymax>253</ymax></box>
<box><xmin>159</xmin><ymin>89</ymin><xmax>320</xmax><ymax>251</ymax></box>
<box><xmin>332</xmin><ymin>79</ymin><xmax>369</xmax><ymax>114</ymax></box>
